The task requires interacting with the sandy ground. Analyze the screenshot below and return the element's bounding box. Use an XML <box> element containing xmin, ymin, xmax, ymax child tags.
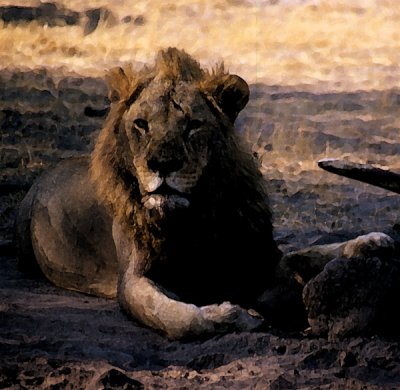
<box><xmin>1</xmin><ymin>69</ymin><xmax>400</xmax><ymax>388</ymax></box>
<box><xmin>2</xmin><ymin>254</ymin><xmax>400</xmax><ymax>389</ymax></box>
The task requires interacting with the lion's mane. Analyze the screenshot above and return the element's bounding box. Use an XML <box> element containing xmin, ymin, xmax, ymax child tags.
<box><xmin>90</xmin><ymin>48</ymin><xmax>280</xmax><ymax>303</ymax></box>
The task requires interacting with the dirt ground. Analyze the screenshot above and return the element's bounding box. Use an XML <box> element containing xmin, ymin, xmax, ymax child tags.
<box><xmin>1</xmin><ymin>70</ymin><xmax>400</xmax><ymax>389</ymax></box>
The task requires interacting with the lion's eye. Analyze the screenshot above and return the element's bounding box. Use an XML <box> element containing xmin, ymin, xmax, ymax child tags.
<box><xmin>185</xmin><ymin>119</ymin><xmax>204</xmax><ymax>138</ymax></box>
<box><xmin>133</xmin><ymin>118</ymin><xmax>149</xmax><ymax>135</ymax></box>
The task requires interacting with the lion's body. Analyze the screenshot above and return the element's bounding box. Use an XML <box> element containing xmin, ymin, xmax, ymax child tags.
<box><xmin>16</xmin><ymin>48</ymin><xmax>281</xmax><ymax>339</ymax></box>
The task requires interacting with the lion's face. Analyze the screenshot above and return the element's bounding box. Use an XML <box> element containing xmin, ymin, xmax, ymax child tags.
<box><xmin>121</xmin><ymin>78</ymin><xmax>220</xmax><ymax>212</ymax></box>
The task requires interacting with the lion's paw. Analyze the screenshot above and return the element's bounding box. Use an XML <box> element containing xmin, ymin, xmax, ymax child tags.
<box><xmin>343</xmin><ymin>232</ymin><xmax>395</xmax><ymax>259</ymax></box>
<box><xmin>201</xmin><ymin>302</ymin><xmax>263</xmax><ymax>333</ymax></box>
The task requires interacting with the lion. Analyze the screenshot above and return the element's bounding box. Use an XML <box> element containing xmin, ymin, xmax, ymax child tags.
<box><xmin>16</xmin><ymin>48</ymin><xmax>398</xmax><ymax>340</ymax></box>
<box><xmin>16</xmin><ymin>48</ymin><xmax>282</xmax><ymax>339</ymax></box>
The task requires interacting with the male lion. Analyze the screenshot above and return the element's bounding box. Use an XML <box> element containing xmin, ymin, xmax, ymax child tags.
<box><xmin>16</xmin><ymin>48</ymin><xmax>282</xmax><ymax>339</ymax></box>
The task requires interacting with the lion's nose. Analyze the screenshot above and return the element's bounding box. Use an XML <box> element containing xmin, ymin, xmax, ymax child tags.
<box><xmin>147</xmin><ymin>156</ymin><xmax>184</xmax><ymax>176</ymax></box>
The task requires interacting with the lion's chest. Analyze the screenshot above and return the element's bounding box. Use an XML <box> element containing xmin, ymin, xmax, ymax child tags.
<box><xmin>145</xmin><ymin>233</ymin><xmax>265</xmax><ymax>307</ymax></box>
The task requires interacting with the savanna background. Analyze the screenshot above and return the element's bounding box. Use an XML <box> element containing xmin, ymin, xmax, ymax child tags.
<box><xmin>1</xmin><ymin>1</ymin><xmax>400</xmax><ymax>388</ymax></box>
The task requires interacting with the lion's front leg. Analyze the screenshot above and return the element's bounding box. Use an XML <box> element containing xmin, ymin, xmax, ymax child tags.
<box><xmin>118</xmin><ymin>267</ymin><xmax>263</xmax><ymax>340</ymax></box>
<box><xmin>113</xmin><ymin>220</ymin><xmax>262</xmax><ymax>340</ymax></box>
<box><xmin>118</xmin><ymin>270</ymin><xmax>211</xmax><ymax>340</ymax></box>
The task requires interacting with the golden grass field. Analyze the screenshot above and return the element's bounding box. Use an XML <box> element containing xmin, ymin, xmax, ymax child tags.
<box><xmin>1</xmin><ymin>0</ymin><xmax>400</xmax><ymax>91</ymax></box>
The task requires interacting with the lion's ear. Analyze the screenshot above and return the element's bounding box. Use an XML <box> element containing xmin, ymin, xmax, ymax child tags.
<box><xmin>106</xmin><ymin>65</ymin><xmax>137</xmax><ymax>103</ymax></box>
<box><xmin>106</xmin><ymin>67</ymin><xmax>127</xmax><ymax>102</ymax></box>
<box><xmin>213</xmin><ymin>75</ymin><xmax>249</xmax><ymax>122</ymax></box>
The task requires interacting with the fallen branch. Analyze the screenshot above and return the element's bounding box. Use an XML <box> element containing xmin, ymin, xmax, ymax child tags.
<box><xmin>318</xmin><ymin>158</ymin><xmax>400</xmax><ymax>194</ymax></box>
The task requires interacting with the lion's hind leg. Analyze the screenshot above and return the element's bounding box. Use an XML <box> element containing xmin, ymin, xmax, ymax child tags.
<box><xmin>257</xmin><ymin>232</ymin><xmax>397</xmax><ymax>333</ymax></box>
<box><xmin>279</xmin><ymin>232</ymin><xmax>398</xmax><ymax>339</ymax></box>
<box><xmin>16</xmin><ymin>158</ymin><xmax>118</xmax><ymax>298</ymax></box>
<box><xmin>279</xmin><ymin>232</ymin><xmax>395</xmax><ymax>286</ymax></box>
<box><xmin>342</xmin><ymin>231</ymin><xmax>395</xmax><ymax>258</ymax></box>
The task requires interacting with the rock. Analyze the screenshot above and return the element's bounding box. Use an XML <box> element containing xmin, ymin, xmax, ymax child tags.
<box><xmin>0</xmin><ymin>3</ymin><xmax>80</xmax><ymax>27</ymax></box>
<box><xmin>97</xmin><ymin>369</ymin><xmax>144</xmax><ymax>390</ymax></box>
<box><xmin>299</xmin><ymin>348</ymin><xmax>339</xmax><ymax>370</ymax></box>
<box><xmin>269</xmin><ymin>374</ymin><xmax>295</xmax><ymax>390</ymax></box>
<box><xmin>84</xmin><ymin>7</ymin><xmax>116</xmax><ymax>35</ymax></box>
<box><xmin>187</xmin><ymin>353</ymin><xmax>226</xmax><ymax>370</ymax></box>
<box><xmin>338</xmin><ymin>351</ymin><xmax>357</xmax><ymax>368</ymax></box>
<box><xmin>133</xmin><ymin>15</ymin><xmax>146</xmax><ymax>26</ymax></box>
<box><xmin>0</xmin><ymin>148</ymin><xmax>27</xmax><ymax>169</ymax></box>
<box><xmin>303</xmin><ymin>255</ymin><xmax>400</xmax><ymax>340</ymax></box>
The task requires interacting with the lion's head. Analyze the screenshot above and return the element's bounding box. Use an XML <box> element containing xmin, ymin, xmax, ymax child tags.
<box><xmin>91</xmin><ymin>48</ymin><xmax>254</xmax><ymax>223</ymax></box>
<box><xmin>117</xmin><ymin>67</ymin><xmax>229</xmax><ymax>213</ymax></box>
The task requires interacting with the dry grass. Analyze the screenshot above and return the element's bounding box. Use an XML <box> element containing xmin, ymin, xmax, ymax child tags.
<box><xmin>2</xmin><ymin>0</ymin><xmax>400</xmax><ymax>180</ymax></box>
<box><xmin>1</xmin><ymin>0</ymin><xmax>400</xmax><ymax>90</ymax></box>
